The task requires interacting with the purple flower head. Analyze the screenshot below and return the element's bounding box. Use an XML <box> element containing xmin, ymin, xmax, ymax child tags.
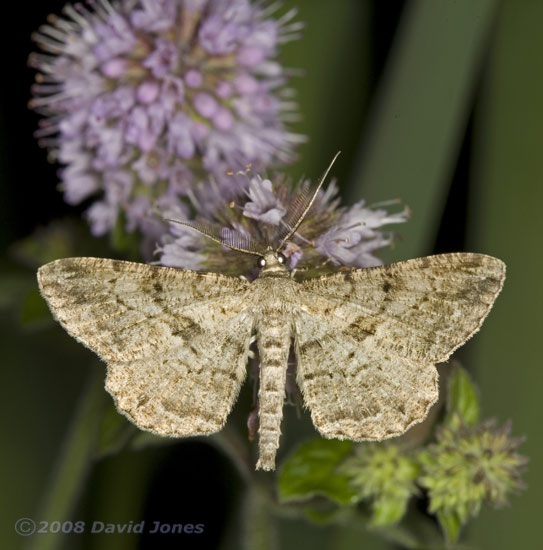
<box><xmin>29</xmin><ymin>0</ymin><xmax>304</xmax><ymax>255</ymax></box>
<box><xmin>160</xmin><ymin>164</ymin><xmax>408</xmax><ymax>277</ymax></box>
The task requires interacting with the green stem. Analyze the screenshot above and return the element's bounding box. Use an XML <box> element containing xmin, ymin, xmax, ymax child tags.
<box><xmin>25</xmin><ymin>367</ymin><xmax>105</xmax><ymax>550</ymax></box>
<box><xmin>240</xmin><ymin>483</ymin><xmax>279</xmax><ymax>550</ymax></box>
<box><xmin>209</xmin><ymin>426</ymin><xmax>281</xmax><ymax>550</ymax></box>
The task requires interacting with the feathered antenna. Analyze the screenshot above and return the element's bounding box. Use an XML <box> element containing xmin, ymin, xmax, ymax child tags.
<box><xmin>164</xmin><ymin>152</ymin><xmax>341</xmax><ymax>260</ymax></box>
<box><xmin>163</xmin><ymin>219</ymin><xmax>264</xmax><ymax>258</ymax></box>
<box><xmin>275</xmin><ymin>151</ymin><xmax>341</xmax><ymax>251</ymax></box>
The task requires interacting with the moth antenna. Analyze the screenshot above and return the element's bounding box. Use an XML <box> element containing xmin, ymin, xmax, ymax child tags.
<box><xmin>276</xmin><ymin>151</ymin><xmax>341</xmax><ymax>252</ymax></box>
<box><xmin>164</xmin><ymin>218</ymin><xmax>264</xmax><ymax>258</ymax></box>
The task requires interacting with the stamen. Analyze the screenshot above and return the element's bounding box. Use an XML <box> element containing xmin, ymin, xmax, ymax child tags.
<box><xmin>37</xmin><ymin>24</ymin><xmax>68</xmax><ymax>42</ymax></box>
<box><xmin>62</xmin><ymin>4</ymin><xmax>91</xmax><ymax>27</ymax></box>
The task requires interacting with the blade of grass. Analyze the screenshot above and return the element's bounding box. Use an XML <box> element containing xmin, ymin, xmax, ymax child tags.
<box><xmin>348</xmin><ymin>0</ymin><xmax>498</xmax><ymax>261</ymax></box>
<box><xmin>467</xmin><ymin>2</ymin><xmax>543</xmax><ymax>549</ymax></box>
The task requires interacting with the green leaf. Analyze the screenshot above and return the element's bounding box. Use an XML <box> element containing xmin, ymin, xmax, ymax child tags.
<box><xmin>10</xmin><ymin>221</ymin><xmax>75</xmax><ymax>268</ymax></box>
<box><xmin>129</xmin><ymin>430</ymin><xmax>177</xmax><ymax>451</ymax></box>
<box><xmin>371</xmin><ymin>495</ymin><xmax>409</xmax><ymax>528</ymax></box>
<box><xmin>9</xmin><ymin>218</ymin><xmax>110</xmax><ymax>268</ymax></box>
<box><xmin>95</xmin><ymin>401</ymin><xmax>137</xmax><ymax>459</ymax></box>
<box><xmin>437</xmin><ymin>510</ymin><xmax>462</xmax><ymax>544</ymax></box>
<box><xmin>304</xmin><ymin>504</ymin><xmax>356</xmax><ymax>526</ymax></box>
<box><xmin>278</xmin><ymin>439</ymin><xmax>358</xmax><ymax>505</ymax></box>
<box><xmin>0</xmin><ymin>268</ymin><xmax>54</xmax><ymax>328</ymax></box>
<box><xmin>0</xmin><ymin>272</ymin><xmax>31</xmax><ymax>310</ymax></box>
<box><xmin>444</xmin><ymin>364</ymin><xmax>480</xmax><ymax>429</ymax></box>
<box><xmin>20</xmin><ymin>286</ymin><xmax>52</xmax><ymax>326</ymax></box>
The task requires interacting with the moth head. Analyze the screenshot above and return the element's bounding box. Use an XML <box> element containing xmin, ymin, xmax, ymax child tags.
<box><xmin>257</xmin><ymin>250</ymin><xmax>287</xmax><ymax>272</ymax></box>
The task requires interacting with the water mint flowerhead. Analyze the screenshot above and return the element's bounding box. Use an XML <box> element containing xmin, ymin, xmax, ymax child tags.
<box><xmin>29</xmin><ymin>0</ymin><xmax>304</xmax><ymax>246</ymax></box>
<box><xmin>418</xmin><ymin>419</ymin><xmax>527</xmax><ymax>538</ymax></box>
<box><xmin>159</xmin><ymin>164</ymin><xmax>408</xmax><ymax>276</ymax></box>
<box><xmin>340</xmin><ymin>442</ymin><xmax>420</xmax><ymax>526</ymax></box>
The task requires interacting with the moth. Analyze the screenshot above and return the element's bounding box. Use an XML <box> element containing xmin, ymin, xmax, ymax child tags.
<box><xmin>37</xmin><ymin>155</ymin><xmax>505</xmax><ymax>470</ymax></box>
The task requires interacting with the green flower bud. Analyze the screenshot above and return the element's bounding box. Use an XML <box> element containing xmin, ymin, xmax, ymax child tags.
<box><xmin>418</xmin><ymin>419</ymin><xmax>527</xmax><ymax>542</ymax></box>
<box><xmin>340</xmin><ymin>442</ymin><xmax>420</xmax><ymax>526</ymax></box>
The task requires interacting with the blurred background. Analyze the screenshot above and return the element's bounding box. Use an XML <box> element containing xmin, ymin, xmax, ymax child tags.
<box><xmin>0</xmin><ymin>0</ymin><xmax>541</xmax><ymax>549</ymax></box>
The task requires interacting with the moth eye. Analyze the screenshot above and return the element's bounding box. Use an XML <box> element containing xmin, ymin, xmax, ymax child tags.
<box><xmin>277</xmin><ymin>253</ymin><xmax>286</xmax><ymax>264</ymax></box>
<box><xmin>258</xmin><ymin>258</ymin><xmax>266</xmax><ymax>268</ymax></box>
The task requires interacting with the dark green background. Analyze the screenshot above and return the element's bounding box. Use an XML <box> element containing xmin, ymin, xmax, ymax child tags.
<box><xmin>1</xmin><ymin>1</ymin><xmax>540</xmax><ymax>549</ymax></box>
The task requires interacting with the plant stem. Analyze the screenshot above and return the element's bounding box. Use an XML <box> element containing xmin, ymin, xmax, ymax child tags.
<box><xmin>25</xmin><ymin>367</ymin><xmax>105</xmax><ymax>550</ymax></box>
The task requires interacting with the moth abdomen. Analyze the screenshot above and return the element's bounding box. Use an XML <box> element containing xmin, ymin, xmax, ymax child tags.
<box><xmin>255</xmin><ymin>312</ymin><xmax>292</xmax><ymax>470</ymax></box>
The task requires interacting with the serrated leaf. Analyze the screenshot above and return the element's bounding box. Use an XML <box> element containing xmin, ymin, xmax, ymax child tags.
<box><xmin>437</xmin><ymin>510</ymin><xmax>462</xmax><ymax>544</ymax></box>
<box><xmin>278</xmin><ymin>439</ymin><xmax>358</xmax><ymax>505</ymax></box>
<box><xmin>445</xmin><ymin>364</ymin><xmax>480</xmax><ymax>429</ymax></box>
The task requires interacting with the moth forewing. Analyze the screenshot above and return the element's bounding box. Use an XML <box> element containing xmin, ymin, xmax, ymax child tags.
<box><xmin>37</xmin><ymin>257</ymin><xmax>256</xmax><ymax>436</ymax></box>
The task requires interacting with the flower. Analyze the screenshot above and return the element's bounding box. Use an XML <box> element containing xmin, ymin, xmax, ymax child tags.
<box><xmin>314</xmin><ymin>200</ymin><xmax>409</xmax><ymax>267</ymax></box>
<box><xmin>340</xmin><ymin>442</ymin><xmax>420</xmax><ymax>526</ymax></box>
<box><xmin>29</xmin><ymin>0</ymin><xmax>304</xmax><ymax>250</ymax></box>
<box><xmin>418</xmin><ymin>420</ymin><xmax>527</xmax><ymax>530</ymax></box>
<box><xmin>159</xmin><ymin>167</ymin><xmax>409</xmax><ymax>276</ymax></box>
<box><xmin>243</xmin><ymin>175</ymin><xmax>286</xmax><ymax>224</ymax></box>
